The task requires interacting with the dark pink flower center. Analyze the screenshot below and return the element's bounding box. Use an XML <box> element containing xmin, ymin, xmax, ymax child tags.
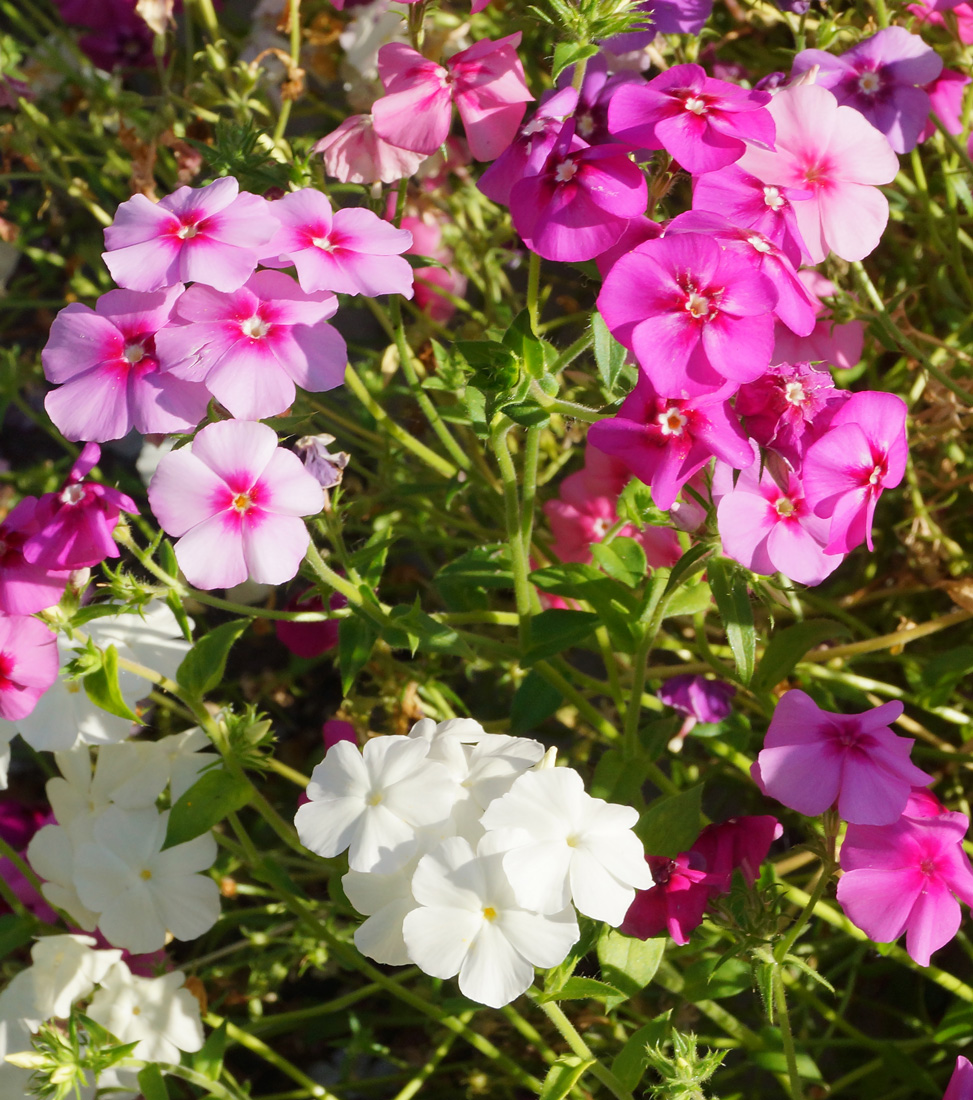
<box><xmin>681</xmin><ymin>282</ymin><xmax>719</xmax><ymax>321</ymax></box>
<box><xmin>231</xmin><ymin>490</ymin><xmax>257</xmax><ymax>514</ymax></box>
<box><xmin>863</xmin><ymin>460</ymin><xmax>887</xmax><ymax>490</ymax></box>
<box><xmin>123</xmin><ymin>341</ymin><xmax>147</xmax><ymax>365</ymax></box>
<box><xmin>799</xmin><ymin>155</ymin><xmax>835</xmax><ymax>189</ymax></box>
<box><xmin>650</xmin><ymin>857</ymin><xmax>675</xmax><ymax>885</ymax></box>
<box><xmin>774</xmin><ymin>496</ymin><xmax>797</xmax><ymax>518</ymax></box>
<box><xmin>0</xmin><ymin>651</ymin><xmax>15</xmax><ymax>692</ymax></box>
<box><xmin>60</xmin><ymin>483</ymin><xmax>88</xmax><ymax>507</ymax></box>
<box><xmin>784</xmin><ymin>381</ymin><xmax>807</xmax><ymax>406</ymax></box>
<box><xmin>176</xmin><ymin>219</ymin><xmax>200</xmax><ymax>240</ymax></box>
<box><xmin>657</xmin><ymin>406</ymin><xmax>688</xmax><ymax>437</ymax></box>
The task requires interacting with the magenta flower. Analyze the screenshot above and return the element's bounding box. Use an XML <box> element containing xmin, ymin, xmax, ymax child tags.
<box><xmin>602</xmin><ymin>0</ymin><xmax>713</xmax><ymax>53</ymax></box>
<box><xmin>558</xmin><ymin>54</ymin><xmax>642</xmax><ymax>147</ymax></box>
<box><xmin>608</xmin><ymin>64</ymin><xmax>774</xmax><ymax>175</ymax></box>
<box><xmin>23</xmin><ymin>444</ymin><xmax>138</xmax><ymax>571</ymax></box>
<box><xmin>597</xmin><ymin>232</ymin><xmax>777</xmax><ymax>397</ymax></box>
<box><xmin>659</xmin><ymin>674</ymin><xmax>735</xmax><ymax>725</ymax></box>
<box><xmin>103</xmin><ymin>177</ymin><xmax>279</xmax><ymax>293</ymax></box>
<box><xmin>945</xmin><ymin>1057</ymin><xmax>973</xmax><ymax>1100</ymax></box>
<box><xmin>260</xmin><ymin>189</ymin><xmax>413</xmax><ymax>299</ymax></box>
<box><xmin>837</xmin><ymin>806</ymin><xmax>973</xmax><ymax>966</ymax></box>
<box><xmin>0</xmin><ymin>499</ymin><xmax>71</xmax><ymax>615</ymax></box>
<box><xmin>919</xmin><ymin>69</ymin><xmax>972</xmax><ymax>143</ymax></box>
<box><xmin>42</xmin><ymin>285</ymin><xmax>209</xmax><ymax>442</ymax></box>
<box><xmin>716</xmin><ymin>464</ymin><xmax>845</xmax><ymax>586</ymax></box>
<box><xmin>737</xmin><ymin>84</ymin><xmax>899</xmax><ymax>264</ymax></box>
<box><xmin>275</xmin><ymin>588</ymin><xmax>347</xmax><ymax>659</ymax></box>
<box><xmin>0</xmin><ymin>613</ymin><xmax>58</xmax><ymax>721</ymax></box>
<box><xmin>155</xmin><ymin>271</ymin><xmax>346</xmax><ymax>421</ymax></box>
<box><xmin>793</xmin><ymin>27</ymin><xmax>943</xmax><ymax>154</ymax></box>
<box><xmin>313</xmin><ymin>114</ymin><xmax>428</xmax><ymax>185</ymax></box>
<box><xmin>372</xmin><ymin>35</ymin><xmax>533</xmax><ymax>162</ymax></box>
<box><xmin>802</xmin><ymin>391</ymin><xmax>908</xmax><ymax>554</ymax></box>
<box><xmin>147</xmin><ymin>420</ymin><xmax>325</xmax><ymax>590</ymax></box>
<box><xmin>753</xmin><ymin>690</ymin><xmax>932</xmax><ymax>825</ymax></box>
<box><xmin>771</xmin><ymin>271</ymin><xmax>864</xmax><ymax>371</ymax></box>
<box><xmin>510</xmin><ymin>123</ymin><xmax>649</xmax><ymax>262</ymax></box>
<box><xmin>586</xmin><ymin>373</ymin><xmax>753</xmax><ymax>511</ymax></box>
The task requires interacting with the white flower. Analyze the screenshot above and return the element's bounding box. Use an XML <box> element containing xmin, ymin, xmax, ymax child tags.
<box><xmin>29</xmin><ymin>935</ymin><xmax>121</xmax><ymax>1020</ymax></box>
<box><xmin>402</xmin><ymin>835</ymin><xmax>579</xmax><ymax>1009</ymax></box>
<box><xmin>73</xmin><ymin>806</ymin><xmax>220</xmax><ymax>954</ymax></box>
<box><xmin>27</xmin><ymin>819</ymin><xmax>101</xmax><ymax>931</ymax></box>
<box><xmin>479</xmin><ymin>767</ymin><xmax>653</xmax><ymax>925</ymax></box>
<box><xmin>0</xmin><ymin>969</ymin><xmax>42</xmax><ymax>1097</ymax></box>
<box><xmin>295</xmin><ymin>737</ymin><xmax>461</xmax><ymax>873</ymax></box>
<box><xmin>0</xmin><ymin>724</ymin><xmax>11</xmax><ymax>791</ymax></box>
<box><xmin>343</xmin><ymin>855</ymin><xmax>422</xmax><ymax>967</ymax></box>
<box><xmin>156</xmin><ymin>728</ymin><xmax>218</xmax><ymax>800</ymax></box>
<box><xmin>47</xmin><ymin>742</ymin><xmax>168</xmax><ymax>828</ymax></box>
<box><xmin>86</xmin><ymin>962</ymin><xmax>204</xmax><ymax>1063</ymax></box>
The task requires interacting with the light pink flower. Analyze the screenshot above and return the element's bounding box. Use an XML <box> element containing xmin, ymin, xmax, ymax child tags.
<box><xmin>0</xmin><ymin>613</ymin><xmax>58</xmax><ymax>721</ymax></box>
<box><xmin>919</xmin><ymin>69</ymin><xmax>972</xmax><ymax>143</ymax></box>
<box><xmin>0</xmin><ymin>499</ymin><xmax>71</xmax><ymax>615</ymax></box>
<box><xmin>753</xmin><ymin>690</ymin><xmax>932</xmax><ymax>825</ymax></box>
<box><xmin>313</xmin><ymin>114</ymin><xmax>427</xmax><ymax>185</ymax></box>
<box><xmin>737</xmin><ymin>83</ymin><xmax>899</xmax><ymax>264</ymax></box>
<box><xmin>103</xmin><ymin>177</ymin><xmax>279</xmax><ymax>293</ymax></box>
<box><xmin>771</xmin><ymin>270</ymin><xmax>864</xmax><ymax>371</ymax></box>
<box><xmin>147</xmin><ymin>420</ymin><xmax>325</xmax><ymax>590</ymax></box>
<box><xmin>42</xmin><ymin>284</ymin><xmax>209</xmax><ymax>442</ymax></box>
<box><xmin>261</xmin><ymin>189</ymin><xmax>414</xmax><ymax>299</ymax></box>
<box><xmin>155</xmin><ymin>271</ymin><xmax>346</xmax><ymax>421</ymax></box>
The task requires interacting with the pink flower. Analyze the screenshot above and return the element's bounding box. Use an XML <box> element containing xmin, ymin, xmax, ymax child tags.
<box><xmin>260</xmin><ymin>189</ymin><xmax>414</xmax><ymax>299</ymax></box>
<box><xmin>313</xmin><ymin>114</ymin><xmax>427</xmax><ymax>185</ymax></box>
<box><xmin>276</xmin><ymin>588</ymin><xmax>347</xmax><ymax>659</ymax></box>
<box><xmin>155</xmin><ymin>271</ymin><xmax>346</xmax><ymax>421</ymax></box>
<box><xmin>908</xmin><ymin>1</ymin><xmax>973</xmax><ymax>44</ymax></box>
<box><xmin>919</xmin><ymin>68</ymin><xmax>971</xmax><ymax>142</ymax></box>
<box><xmin>597</xmin><ymin>232</ymin><xmax>777</xmax><ymax>397</ymax></box>
<box><xmin>0</xmin><ymin>613</ymin><xmax>58</xmax><ymax>721</ymax></box>
<box><xmin>586</xmin><ymin>373</ymin><xmax>753</xmax><ymax>511</ymax></box>
<box><xmin>753</xmin><ymin>690</ymin><xmax>932</xmax><ymax>825</ymax></box>
<box><xmin>737</xmin><ymin>84</ymin><xmax>899</xmax><ymax>264</ymax></box>
<box><xmin>323</xmin><ymin>719</ymin><xmax>357</xmax><ymax>751</ymax></box>
<box><xmin>0</xmin><ymin>499</ymin><xmax>71</xmax><ymax>615</ymax></box>
<box><xmin>372</xmin><ymin>36</ymin><xmax>533</xmax><ymax>161</ymax></box>
<box><xmin>23</xmin><ymin>444</ymin><xmax>138</xmax><ymax>571</ymax></box>
<box><xmin>944</xmin><ymin>1056</ymin><xmax>973</xmax><ymax>1100</ymax></box>
<box><xmin>608</xmin><ymin>64</ymin><xmax>774</xmax><ymax>175</ymax></box>
<box><xmin>802</xmin><ymin>391</ymin><xmax>908</xmax><ymax>554</ymax></box>
<box><xmin>42</xmin><ymin>284</ymin><xmax>209</xmax><ymax>442</ymax></box>
<box><xmin>103</xmin><ymin>177</ymin><xmax>279</xmax><ymax>293</ymax></box>
<box><xmin>771</xmin><ymin>271</ymin><xmax>864</xmax><ymax>371</ymax></box>
<box><xmin>837</xmin><ymin>804</ymin><xmax>973</xmax><ymax>966</ymax></box>
<box><xmin>147</xmin><ymin>420</ymin><xmax>325</xmax><ymax>590</ymax></box>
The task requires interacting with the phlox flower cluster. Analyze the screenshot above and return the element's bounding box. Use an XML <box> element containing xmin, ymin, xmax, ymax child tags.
<box><xmin>295</xmin><ymin>717</ymin><xmax>652</xmax><ymax>1008</ymax></box>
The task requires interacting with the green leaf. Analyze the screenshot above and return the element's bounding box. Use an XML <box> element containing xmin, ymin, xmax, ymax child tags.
<box><xmin>918</xmin><ymin>645</ymin><xmax>973</xmax><ymax>707</ymax></box>
<box><xmin>137</xmin><ymin>1064</ymin><xmax>169</xmax><ymax>1100</ymax></box>
<box><xmin>707</xmin><ymin>558</ymin><xmax>756</xmax><ymax>684</ymax></box>
<box><xmin>0</xmin><ymin>914</ymin><xmax>35</xmax><ymax>960</ymax></box>
<box><xmin>337</xmin><ymin>613</ymin><xmax>380</xmax><ymax>696</ymax></box>
<box><xmin>752</xmin><ymin>1027</ymin><xmax>824</xmax><ymax>1081</ymax></box>
<box><xmin>664</xmin><ymin>581</ymin><xmax>712</xmax><ymax>618</ymax></box>
<box><xmin>597</xmin><ymin>929</ymin><xmax>665</xmax><ymax>1005</ymax></box>
<box><xmin>82</xmin><ymin>644</ymin><xmax>137</xmax><ymax>721</ymax></box>
<box><xmin>522</xmin><ymin>609</ymin><xmax>600</xmax><ymax>664</ymax></box>
<box><xmin>611</xmin><ymin>1017</ymin><xmax>670</xmax><ymax>1090</ymax></box>
<box><xmin>751</xmin><ymin>619</ymin><xmax>850</xmax><ymax>694</ymax></box>
<box><xmin>176</xmin><ymin>620</ymin><xmax>249</xmax><ymax>699</ymax></box>
<box><xmin>551</xmin><ymin>40</ymin><xmax>601</xmax><ymax>81</ymax></box>
<box><xmin>538</xmin><ymin>1055</ymin><xmax>595</xmax><ymax>1100</ymax></box>
<box><xmin>591</xmin><ymin>537</ymin><xmax>647</xmax><ymax>587</ymax></box>
<box><xmin>164</xmin><ymin>768</ymin><xmax>252</xmax><ymax>849</ymax></box>
<box><xmin>537</xmin><ymin>977</ymin><xmax>626</xmax><ymax>1003</ymax></box>
<box><xmin>348</xmin><ymin>533</ymin><xmax>395</xmax><ymax>589</ymax></box>
<box><xmin>528</xmin><ymin>563</ymin><xmax>639</xmax><ymax>653</ymax></box>
<box><xmin>502</xmin><ymin>309</ymin><xmax>550</xmax><ymax>380</ymax></box>
<box><xmin>500</xmin><ymin>399</ymin><xmax>551</xmax><ymax>428</ymax></box>
<box><xmin>592</xmin><ymin>311</ymin><xmax>628</xmax><ymax>393</ymax></box>
<box><xmin>510</xmin><ymin>669</ymin><xmax>563</xmax><ymax>734</ymax></box>
<box><xmin>386</xmin><ymin>601</ymin><xmax>470</xmax><ymax>657</ymax></box>
<box><xmin>192</xmin><ymin>1022</ymin><xmax>227</xmax><ymax>1081</ymax></box>
<box><xmin>456</xmin><ymin>340</ymin><xmax>519</xmax><ymax>392</ymax></box>
<box><xmin>663</xmin><ymin>543</ymin><xmax>712</xmax><ymax>598</ymax></box>
<box><xmin>638</xmin><ymin>785</ymin><xmax>702</xmax><ymax>857</ymax></box>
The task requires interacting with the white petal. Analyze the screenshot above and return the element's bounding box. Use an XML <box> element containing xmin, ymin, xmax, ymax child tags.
<box><xmin>502</xmin><ymin>841</ymin><xmax>573</xmax><ymax>914</ymax></box>
<box><xmin>458</xmin><ymin>920</ymin><xmax>534</xmax><ymax>1009</ymax></box>
<box><xmin>402</xmin><ymin>906</ymin><xmax>480</xmax><ymax>978</ymax></box>
<box><xmin>569</xmin><ymin>848</ymin><xmax>638</xmax><ymax>925</ymax></box>
<box><xmin>156</xmin><ymin>874</ymin><xmax>221</xmax><ymax>942</ymax></box>
<box><xmin>295</xmin><ymin>796</ymin><xmax>365</xmax><ymax>859</ymax></box>
<box><xmin>497</xmin><ymin>906</ymin><xmax>579</xmax><ymax>969</ymax></box>
<box><xmin>354</xmin><ymin>898</ymin><xmax>418</xmax><ymax>966</ymax></box>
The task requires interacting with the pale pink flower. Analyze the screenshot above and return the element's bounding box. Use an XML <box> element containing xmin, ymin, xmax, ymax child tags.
<box><xmin>147</xmin><ymin>420</ymin><xmax>325</xmax><ymax>590</ymax></box>
<box><xmin>0</xmin><ymin>613</ymin><xmax>58</xmax><ymax>721</ymax></box>
<box><xmin>313</xmin><ymin>114</ymin><xmax>427</xmax><ymax>185</ymax></box>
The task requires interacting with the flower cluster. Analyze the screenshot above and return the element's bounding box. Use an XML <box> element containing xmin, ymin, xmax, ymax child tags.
<box><xmin>295</xmin><ymin>718</ymin><xmax>652</xmax><ymax>1007</ymax></box>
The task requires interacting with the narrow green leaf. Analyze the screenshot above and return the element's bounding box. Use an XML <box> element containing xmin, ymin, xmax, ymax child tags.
<box><xmin>500</xmin><ymin>399</ymin><xmax>551</xmax><ymax>428</ymax></box>
<box><xmin>0</xmin><ymin>914</ymin><xmax>35</xmax><ymax>960</ymax></box>
<box><xmin>751</xmin><ymin>620</ymin><xmax>850</xmax><ymax>693</ymax></box>
<box><xmin>537</xmin><ymin>976</ymin><xmax>626</xmax><ymax>1003</ymax></box>
<box><xmin>638</xmin><ymin>786</ymin><xmax>703</xmax><ymax>858</ymax></box>
<box><xmin>592</xmin><ymin>311</ymin><xmax>628</xmax><ymax>392</ymax></box>
<box><xmin>176</xmin><ymin>620</ymin><xmax>249</xmax><ymax>699</ymax></box>
<box><xmin>611</xmin><ymin>1017</ymin><xmax>670</xmax><ymax>1090</ymax></box>
<box><xmin>538</xmin><ymin>1054</ymin><xmax>596</xmax><ymax>1100</ymax></box>
<box><xmin>707</xmin><ymin>558</ymin><xmax>756</xmax><ymax>684</ymax></box>
<box><xmin>591</xmin><ymin>537</ymin><xmax>647</xmax><ymax>587</ymax></box>
<box><xmin>522</xmin><ymin>609</ymin><xmax>600</xmax><ymax>664</ymax></box>
<box><xmin>510</xmin><ymin>669</ymin><xmax>562</xmax><ymax>734</ymax></box>
<box><xmin>338</xmin><ymin>613</ymin><xmax>380</xmax><ymax>696</ymax></box>
<box><xmin>82</xmin><ymin>644</ymin><xmax>137</xmax><ymax>721</ymax></box>
<box><xmin>164</xmin><ymin>768</ymin><xmax>252</xmax><ymax>849</ymax></box>
<box><xmin>137</xmin><ymin>1064</ymin><xmax>169</xmax><ymax>1100</ymax></box>
<box><xmin>597</xmin><ymin>929</ymin><xmax>665</xmax><ymax>1004</ymax></box>
<box><xmin>192</xmin><ymin>1021</ymin><xmax>227</xmax><ymax>1081</ymax></box>
<box><xmin>662</xmin><ymin>543</ymin><xmax>712</xmax><ymax>598</ymax></box>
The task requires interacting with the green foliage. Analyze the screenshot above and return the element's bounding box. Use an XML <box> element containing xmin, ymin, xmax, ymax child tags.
<box><xmin>164</xmin><ymin>767</ymin><xmax>250</xmax><ymax>849</ymax></box>
<box><xmin>176</xmin><ymin>620</ymin><xmax>250</xmax><ymax>700</ymax></box>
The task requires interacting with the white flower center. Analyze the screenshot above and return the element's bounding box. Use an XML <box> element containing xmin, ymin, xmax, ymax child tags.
<box><xmin>590</xmin><ymin>517</ymin><xmax>609</xmax><ymax>539</ymax></box>
<box><xmin>140</xmin><ymin>868</ymin><xmax>153</xmax><ymax>880</ymax></box>
<box><xmin>312</xmin><ymin>236</ymin><xmax>335</xmax><ymax>252</ymax></box>
<box><xmin>231</xmin><ymin>492</ymin><xmax>254</xmax><ymax>513</ymax></box>
<box><xmin>748</xmin><ymin>234</ymin><xmax>772</xmax><ymax>254</ymax></box>
<box><xmin>684</xmin><ymin>290</ymin><xmax>712</xmax><ymax>319</ymax></box>
<box><xmin>176</xmin><ymin>223</ymin><xmax>198</xmax><ymax>240</ymax></box>
<box><xmin>367</xmin><ymin>790</ymin><xmax>384</xmax><ymax>806</ymax></box>
<box><xmin>522</xmin><ymin>117</ymin><xmax>548</xmax><ymax>137</ymax></box>
<box><xmin>657</xmin><ymin>408</ymin><xmax>688</xmax><ymax>436</ymax></box>
<box><xmin>775</xmin><ymin>496</ymin><xmax>796</xmax><ymax>517</ymax></box>
<box><xmin>555</xmin><ymin>158</ymin><xmax>579</xmax><ymax>183</ymax></box>
<box><xmin>60</xmin><ymin>483</ymin><xmax>85</xmax><ymax>506</ymax></box>
<box><xmin>683</xmin><ymin>95</ymin><xmax>708</xmax><ymax>115</ymax></box>
<box><xmin>241</xmin><ymin>315</ymin><xmax>269</xmax><ymax>339</ymax></box>
<box><xmin>577</xmin><ymin>113</ymin><xmax>595</xmax><ymax>138</ymax></box>
<box><xmin>868</xmin><ymin>463</ymin><xmax>883</xmax><ymax>486</ymax></box>
<box><xmin>763</xmin><ymin>186</ymin><xmax>785</xmax><ymax>211</ymax></box>
<box><xmin>123</xmin><ymin>341</ymin><xmax>146</xmax><ymax>364</ymax></box>
<box><xmin>784</xmin><ymin>381</ymin><xmax>807</xmax><ymax>406</ymax></box>
<box><xmin>857</xmin><ymin>70</ymin><xmax>882</xmax><ymax>95</ymax></box>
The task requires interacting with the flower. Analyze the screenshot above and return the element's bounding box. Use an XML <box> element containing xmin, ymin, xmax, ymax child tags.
<box><xmin>753</xmin><ymin>690</ymin><xmax>932</xmax><ymax>824</ymax></box>
<box><xmin>0</xmin><ymin>499</ymin><xmax>71</xmax><ymax>616</ymax></box>
<box><xmin>155</xmin><ymin>270</ymin><xmax>346</xmax><ymax>421</ymax></box>
<box><xmin>771</xmin><ymin>271</ymin><xmax>864</xmax><ymax>371</ymax></box>
<box><xmin>0</xmin><ymin>613</ymin><xmax>58</xmax><ymax>722</ymax></box>
<box><xmin>103</xmin><ymin>177</ymin><xmax>279</xmax><ymax>293</ymax></box>
<box><xmin>29</xmin><ymin>935</ymin><xmax>121</xmax><ymax>1019</ymax></box>
<box><xmin>919</xmin><ymin>69</ymin><xmax>972</xmax><ymax>143</ymax></box>
<box><xmin>658</xmin><ymin>674</ymin><xmax>735</xmax><ymax>728</ymax></box>
<box><xmin>944</xmin><ymin>1056</ymin><xmax>973</xmax><ymax>1100</ymax></box>
<box><xmin>147</xmin><ymin>419</ymin><xmax>325</xmax><ymax>590</ymax></box>
<box><xmin>313</xmin><ymin>113</ymin><xmax>427</xmax><ymax>185</ymax></box>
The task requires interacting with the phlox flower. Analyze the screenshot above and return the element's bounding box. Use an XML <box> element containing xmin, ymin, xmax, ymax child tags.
<box><xmin>0</xmin><ymin>970</ymin><xmax>42</xmax><ymax>1097</ymax></box>
<box><xmin>792</xmin><ymin>26</ymin><xmax>943</xmax><ymax>154</ymax></box>
<box><xmin>944</xmin><ymin>1056</ymin><xmax>973</xmax><ymax>1100</ymax></box>
<box><xmin>587</xmin><ymin>373</ymin><xmax>754</xmax><ymax>512</ymax></box>
<box><xmin>753</xmin><ymin>689</ymin><xmax>932</xmax><ymax>824</ymax></box>
<box><xmin>837</xmin><ymin>802</ymin><xmax>973</xmax><ymax>966</ymax></box>
<box><xmin>737</xmin><ymin>84</ymin><xmax>899</xmax><ymax>264</ymax></box>
<box><xmin>155</xmin><ymin>271</ymin><xmax>346</xmax><ymax>421</ymax></box>
<box><xmin>343</xmin><ymin>849</ymin><xmax>425</xmax><ymax>966</ymax></box>
<box><xmin>401</xmin><ymin>835</ymin><xmax>580</xmax><ymax>1008</ymax></box>
<box><xmin>260</xmin><ymin>189</ymin><xmax>414</xmax><ymax>299</ymax></box>
<box><xmin>919</xmin><ymin>69</ymin><xmax>971</xmax><ymax>143</ymax></box>
<box><xmin>559</xmin><ymin>53</ymin><xmax>642</xmax><ymax>147</ymax></box>
<box><xmin>295</xmin><ymin>735</ymin><xmax>462</xmax><ymax>873</ymax></box>
<box><xmin>0</xmin><ymin>613</ymin><xmax>58</xmax><ymax>722</ymax></box>
<box><xmin>479</xmin><ymin>766</ymin><xmax>653</xmax><ymax>924</ymax></box>
<box><xmin>275</xmin><ymin>588</ymin><xmax>346</xmax><ymax>659</ymax></box>
<box><xmin>602</xmin><ymin>0</ymin><xmax>713</xmax><ymax>53</ymax></box>
<box><xmin>802</xmin><ymin>391</ymin><xmax>908</xmax><ymax>554</ymax></box>
<box><xmin>103</xmin><ymin>176</ymin><xmax>279</xmax><ymax>293</ymax></box>
<box><xmin>29</xmin><ymin>935</ymin><xmax>121</xmax><ymax>1020</ymax></box>
<box><xmin>28</xmin><ymin>815</ymin><xmax>103</xmax><ymax>932</ymax></box>
<box><xmin>372</xmin><ymin>35</ymin><xmax>533</xmax><ymax>161</ymax></box>
<box><xmin>771</xmin><ymin>271</ymin><xmax>864</xmax><ymax>371</ymax></box>
<box><xmin>659</xmin><ymin>674</ymin><xmax>735</xmax><ymax>748</ymax></box>
<box><xmin>23</xmin><ymin>444</ymin><xmax>137</xmax><ymax>571</ymax></box>
<box><xmin>607</xmin><ymin>63</ymin><xmax>774</xmax><ymax>175</ymax></box>
<box><xmin>597</xmin><ymin>233</ymin><xmax>777</xmax><ymax>397</ymax></box>
<box><xmin>42</xmin><ymin>284</ymin><xmax>209</xmax><ymax>443</ymax></box>
<box><xmin>314</xmin><ymin>114</ymin><xmax>428</xmax><ymax>185</ymax></box>
<box><xmin>147</xmin><ymin>419</ymin><xmax>325</xmax><ymax>590</ymax></box>
<box><xmin>0</xmin><ymin>498</ymin><xmax>71</xmax><ymax>616</ymax></box>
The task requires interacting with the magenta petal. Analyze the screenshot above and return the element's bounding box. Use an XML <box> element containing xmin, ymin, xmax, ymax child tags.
<box><xmin>257</xmin><ymin>449</ymin><xmax>326</xmax><ymax>516</ymax></box>
<box><xmin>205</xmin><ymin>347</ymin><xmax>296</xmax><ymax>421</ymax></box>
<box><xmin>372</xmin><ymin>84</ymin><xmax>453</xmax><ymax>155</ymax></box>
<box><xmin>755</xmin><ymin>742</ymin><xmax>841</xmax><ymax>816</ymax></box>
<box><xmin>836</xmin><ymin>867</ymin><xmax>922</xmax><ymax>944</ymax></box>
<box><xmin>838</xmin><ymin>750</ymin><xmax>919</xmax><ymax>825</ymax></box>
<box><xmin>178</xmin><ymin>235</ymin><xmax>258</xmax><ymax>292</ymax></box>
<box><xmin>717</xmin><ymin>491</ymin><xmax>776</xmax><ymax>575</ymax></box>
<box><xmin>287</xmin><ymin>323</ymin><xmax>347</xmax><ymax>392</ymax></box>
<box><xmin>103</xmin><ymin>237</ymin><xmax>182</xmax><ymax>293</ymax></box>
<box><xmin>904</xmin><ymin>876</ymin><xmax>961</xmax><ymax>966</ymax></box>
<box><xmin>45</xmin><ymin>372</ymin><xmax>132</xmax><ymax>443</ymax></box>
<box><xmin>332</xmin><ymin>209</ymin><xmax>413</xmax><ymax>256</ymax></box>
<box><xmin>42</xmin><ymin>305</ymin><xmax>124</xmax><ymax>383</ymax></box>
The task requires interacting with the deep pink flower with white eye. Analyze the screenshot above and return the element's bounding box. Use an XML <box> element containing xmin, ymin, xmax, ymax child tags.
<box><xmin>919</xmin><ymin>69</ymin><xmax>972</xmax><ymax>143</ymax></box>
<box><xmin>42</xmin><ymin>285</ymin><xmax>209</xmax><ymax>443</ymax></box>
<box><xmin>102</xmin><ymin>178</ymin><xmax>279</xmax><ymax>293</ymax></box>
<box><xmin>837</xmin><ymin>807</ymin><xmax>973</xmax><ymax>967</ymax></box>
<box><xmin>608</xmin><ymin>64</ymin><xmax>775</xmax><ymax>175</ymax></box>
<box><xmin>147</xmin><ymin>420</ymin><xmax>325</xmax><ymax>590</ymax></box>
<box><xmin>802</xmin><ymin>391</ymin><xmax>908</xmax><ymax>554</ymax></box>
<box><xmin>0</xmin><ymin>613</ymin><xmax>58</xmax><ymax>721</ymax></box>
<box><xmin>275</xmin><ymin>588</ymin><xmax>347</xmax><ymax>659</ymax></box>
<box><xmin>597</xmin><ymin>232</ymin><xmax>777</xmax><ymax>397</ymax></box>
<box><xmin>793</xmin><ymin>27</ymin><xmax>943</xmax><ymax>155</ymax></box>
<box><xmin>155</xmin><ymin>271</ymin><xmax>346</xmax><ymax>421</ymax></box>
<box><xmin>313</xmin><ymin>114</ymin><xmax>428</xmax><ymax>185</ymax></box>
<box><xmin>752</xmin><ymin>690</ymin><xmax>932</xmax><ymax>825</ymax></box>
<box><xmin>0</xmin><ymin>499</ymin><xmax>71</xmax><ymax>615</ymax></box>
<box><xmin>771</xmin><ymin>271</ymin><xmax>864</xmax><ymax>371</ymax></box>
<box><xmin>510</xmin><ymin>123</ymin><xmax>649</xmax><ymax>262</ymax></box>
<box><xmin>23</xmin><ymin>445</ymin><xmax>138</xmax><ymax>571</ymax></box>
<box><xmin>908</xmin><ymin>1</ymin><xmax>973</xmax><ymax>44</ymax></box>
<box><xmin>716</xmin><ymin>463</ymin><xmax>845</xmax><ymax>586</ymax></box>
<box><xmin>260</xmin><ymin>189</ymin><xmax>413</xmax><ymax>299</ymax></box>
<box><xmin>372</xmin><ymin>35</ymin><xmax>533</xmax><ymax>162</ymax></box>
<box><xmin>944</xmin><ymin>1056</ymin><xmax>973</xmax><ymax>1100</ymax></box>
<box><xmin>587</xmin><ymin>373</ymin><xmax>753</xmax><ymax>510</ymax></box>
<box><xmin>737</xmin><ymin>84</ymin><xmax>899</xmax><ymax>264</ymax></box>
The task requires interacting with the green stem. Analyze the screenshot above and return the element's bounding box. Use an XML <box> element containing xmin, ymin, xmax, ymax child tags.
<box><xmin>121</xmin><ymin>1060</ymin><xmax>249</xmax><ymax>1100</ymax></box>
<box><xmin>529</xmin><ymin>384</ymin><xmax>606</xmax><ymax>423</ymax></box>
<box><xmin>623</xmin><ymin>571</ymin><xmax>670</xmax><ymax>752</ymax></box>
<box><xmin>773</xmin><ymin>967</ymin><xmax>805</xmax><ymax>1100</ymax></box>
<box><xmin>527</xmin><ymin>250</ymin><xmax>542</xmax><ymax>334</ymax></box>
<box><xmin>272</xmin><ymin>0</ymin><xmax>301</xmax><ymax>146</ymax></box>
<box><xmin>873</xmin><ymin>0</ymin><xmax>889</xmax><ymax>27</ymax></box>
<box><xmin>206</xmin><ymin>1014</ymin><xmax>337</xmax><ymax>1099</ymax></box>
<box><xmin>533</xmin><ymin>997</ymin><xmax>635</xmax><ymax>1100</ymax></box>
<box><xmin>551</xmin><ymin>330</ymin><xmax>594</xmax><ymax>372</ymax></box>
<box><xmin>775</xmin><ymin>858</ymin><xmax>836</xmax><ymax>962</ymax></box>
<box><xmin>521</xmin><ymin>426</ymin><xmax>542</xmax><ymax>564</ymax></box>
<box><xmin>492</xmin><ymin>420</ymin><xmax>534</xmax><ymax>648</ymax></box>
<box><xmin>190</xmin><ymin>0</ymin><xmax>220</xmax><ymax>37</ymax></box>
<box><xmin>391</xmin><ymin>1014</ymin><xmax>468</xmax><ymax>1100</ymax></box>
